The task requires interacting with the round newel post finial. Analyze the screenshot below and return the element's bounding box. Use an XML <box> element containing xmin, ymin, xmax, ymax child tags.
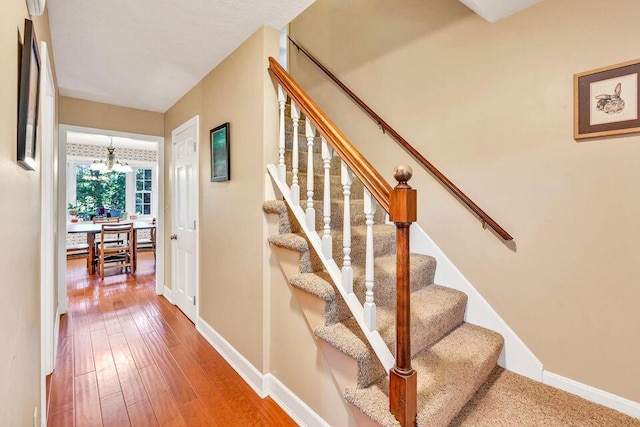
<box><xmin>393</xmin><ymin>164</ymin><xmax>413</xmax><ymax>186</ymax></box>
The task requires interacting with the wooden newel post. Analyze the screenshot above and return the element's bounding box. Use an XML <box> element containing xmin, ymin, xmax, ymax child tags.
<box><xmin>389</xmin><ymin>164</ymin><xmax>417</xmax><ymax>427</ymax></box>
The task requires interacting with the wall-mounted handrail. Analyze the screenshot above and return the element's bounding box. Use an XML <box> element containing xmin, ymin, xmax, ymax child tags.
<box><xmin>268</xmin><ymin>57</ymin><xmax>392</xmax><ymax>212</ymax></box>
<box><xmin>288</xmin><ymin>36</ymin><xmax>513</xmax><ymax>241</ymax></box>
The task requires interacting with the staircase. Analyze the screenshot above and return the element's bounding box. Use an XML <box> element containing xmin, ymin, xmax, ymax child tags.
<box><xmin>263</xmin><ymin>58</ymin><xmax>640</xmax><ymax>426</ymax></box>
<box><xmin>265</xmin><ymin>104</ymin><xmax>503</xmax><ymax>426</ymax></box>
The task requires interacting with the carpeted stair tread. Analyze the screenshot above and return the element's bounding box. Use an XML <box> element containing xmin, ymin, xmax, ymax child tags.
<box><xmin>351</xmin><ymin>254</ymin><xmax>436</xmax><ymax>307</ymax></box>
<box><xmin>451</xmin><ymin>367</ymin><xmax>640</xmax><ymax>426</ymax></box>
<box><xmin>269</xmin><ymin>225</ymin><xmax>399</xmax><ymax>273</ymax></box>
<box><xmin>332</xmin><ymin>224</ymin><xmax>397</xmax><ymax>267</ymax></box>
<box><xmin>284</xmin><ymin>135</ymin><xmax>324</xmax><ymax>154</ymax></box>
<box><xmin>344</xmin><ymin>323</ymin><xmax>504</xmax><ymax>427</ymax></box>
<box><xmin>268</xmin><ymin>233</ymin><xmax>323</xmax><ymax>274</ymax></box>
<box><xmin>315</xmin><ymin>317</ymin><xmax>386</xmax><ymax>388</ymax></box>
<box><xmin>308</xmin><ymin>198</ymin><xmax>387</xmax><ymax>231</ymax></box>
<box><xmin>285</xmin><ymin>149</ymin><xmax>341</xmax><ymax>175</ymax></box>
<box><xmin>263</xmin><ymin>200</ymin><xmax>297</xmax><ymax>235</ymax></box>
<box><xmin>315</xmin><ymin>317</ymin><xmax>372</xmax><ymax>362</ymax></box>
<box><xmin>289</xmin><ymin>271</ymin><xmax>351</xmax><ymax>325</ymax></box>
<box><xmin>289</xmin><ymin>270</ymin><xmax>335</xmax><ymax>301</ymax></box>
<box><xmin>290</xmin><ymin>171</ymin><xmax>366</xmax><ymax>200</ymax></box>
<box><xmin>376</xmin><ymin>284</ymin><xmax>467</xmax><ymax>357</ymax></box>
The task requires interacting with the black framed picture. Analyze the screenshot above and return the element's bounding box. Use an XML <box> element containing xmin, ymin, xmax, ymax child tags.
<box><xmin>210</xmin><ymin>122</ymin><xmax>230</xmax><ymax>182</ymax></box>
<box><xmin>17</xmin><ymin>19</ymin><xmax>40</xmax><ymax>171</ymax></box>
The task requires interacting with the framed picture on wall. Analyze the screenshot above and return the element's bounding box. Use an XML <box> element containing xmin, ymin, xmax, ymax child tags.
<box><xmin>17</xmin><ymin>18</ymin><xmax>41</xmax><ymax>170</ymax></box>
<box><xmin>210</xmin><ymin>122</ymin><xmax>230</xmax><ymax>182</ymax></box>
<box><xmin>574</xmin><ymin>59</ymin><xmax>640</xmax><ymax>140</ymax></box>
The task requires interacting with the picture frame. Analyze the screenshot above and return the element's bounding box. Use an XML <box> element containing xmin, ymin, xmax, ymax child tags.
<box><xmin>210</xmin><ymin>122</ymin><xmax>230</xmax><ymax>182</ymax></box>
<box><xmin>17</xmin><ymin>19</ymin><xmax>40</xmax><ymax>170</ymax></box>
<box><xmin>574</xmin><ymin>59</ymin><xmax>640</xmax><ymax>140</ymax></box>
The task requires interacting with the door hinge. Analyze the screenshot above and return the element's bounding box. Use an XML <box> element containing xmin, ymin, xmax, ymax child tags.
<box><xmin>193</xmin><ymin>220</ymin><xmax>196</xmax><ymax>230</ymax></box>
<box><xmin>193</xmin><ymin>295</ymin><xmax>196</xmax><ymax>305</ymax></box>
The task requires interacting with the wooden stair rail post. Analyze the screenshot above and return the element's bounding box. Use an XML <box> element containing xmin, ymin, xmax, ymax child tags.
<box><xmin>389</xmin><ymin>164</ymin><xmax>418</xmax><ymax>427</ymax></box>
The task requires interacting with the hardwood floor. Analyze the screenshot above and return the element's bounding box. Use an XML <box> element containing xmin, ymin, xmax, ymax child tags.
<box><xmin>48</xmin><ymin>253</ymin><xmax>296</xmax><ymax>426</ymax></box>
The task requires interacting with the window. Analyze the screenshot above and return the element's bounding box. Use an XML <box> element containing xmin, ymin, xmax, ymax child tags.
<box><xmin>75</xmin><ymin>165</ymin><xmax>126</xmax><ymax>220</ymax></box>
<box><xmin>135</xmin><ymin>168</ymin><xmax>153</xmax><ymax>215</ymax></box>
<box><xmin>68</xmin><ymin>160</ymin><xmax>157</xmax><ymax>222</ymax></box>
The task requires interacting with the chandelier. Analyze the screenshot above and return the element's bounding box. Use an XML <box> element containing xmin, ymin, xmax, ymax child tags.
<box><xmin>89</xmin><ymin>138</ymin><xmax>133</xmax><ymax>173</ymax></box>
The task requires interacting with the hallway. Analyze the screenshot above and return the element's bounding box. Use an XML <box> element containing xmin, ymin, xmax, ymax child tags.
<box><xmin>48</xmin><ymin>254</ymin><xmax>295</xmax><ymax>426</ymax></box>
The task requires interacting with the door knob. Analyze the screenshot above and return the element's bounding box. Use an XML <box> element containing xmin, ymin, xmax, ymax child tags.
<box><xmin>170</xmin><ymin>234</ymin><xmax>177</xmax><ymax>240</ymax></box>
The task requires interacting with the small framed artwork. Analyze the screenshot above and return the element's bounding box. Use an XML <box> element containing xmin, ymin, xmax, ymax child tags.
<box><xmin>17</xmin><ymin>18</ymin><xmax>41</xmax><ymax>170</ymax></box>
<box><xmin>574</xmin><ymin>59</ymin><xmax>640</xmax><ymax>140</ymax></box>
<box><xmin>210</xmin><ymin>122</ymin><xmax>230</xmax><ymax>182</ymax></box>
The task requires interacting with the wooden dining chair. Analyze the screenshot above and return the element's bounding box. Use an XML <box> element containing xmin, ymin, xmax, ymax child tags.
<box><xmin>97</xmin><ymin>223</ymin><xmax>134</xmax><ymax>279</ymax></box>
<box><xmin>93</xmin><ymin>216</ymin><xmax>123</xmax><ymax>255</ymax></box>
<box><xmin>136</xmin><ymin>218</ymin><xmax>156</xmax><ymax>259</ymax></box>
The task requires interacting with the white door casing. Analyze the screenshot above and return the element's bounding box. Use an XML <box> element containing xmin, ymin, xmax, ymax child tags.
<box><xmin>171</xmin><ymin>116</ymin><xmax>199</xmax><ymax>323</ymax></box>
<box><xmin>40</xmin><ymin>40</ymin><xmax>56</xmax><ymax>427</ymax></box>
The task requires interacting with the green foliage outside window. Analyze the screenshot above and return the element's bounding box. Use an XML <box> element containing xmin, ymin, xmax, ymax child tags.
<box><xmin>75</xmin><ymin>165</ymin><xmax>126</xmax><ymax>219</ymax></box>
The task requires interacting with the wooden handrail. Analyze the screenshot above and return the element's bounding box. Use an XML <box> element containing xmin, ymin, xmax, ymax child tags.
<box><xmin>268</xmin><ymin>57</ymin><xmax>392</xmax><ymax>212</ymax></box>
<box><xmin>269</xmin><ymin>57</ymin><xmax>417</xmax><ymax>427</ymax></box>
<box><xmin>288</xmin><ymin>36</ymin><xmax>513</xmax><ymax>241</ymax></box>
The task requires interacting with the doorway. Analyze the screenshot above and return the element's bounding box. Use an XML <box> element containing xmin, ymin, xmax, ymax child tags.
<box><xmin>57</xmin><ymin>125</ymin><xmax>166</xmax><ymax>311</ymax></box>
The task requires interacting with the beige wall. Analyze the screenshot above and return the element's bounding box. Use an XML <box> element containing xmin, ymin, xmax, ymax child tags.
<box><xmin>290</xmin><ymin>0</ymin><xmax>640</xmax><ymax>402</ymax></box>
<box><xmin>60</xmin><ymin>96</ymin><xmax>164</xmax><ymax>136</ymax></box>
<box><xmin>267</xmin><ymin>242</ymin><xmax>357</xmax><ymax>426</ymax></box>
<box><xmin>164</xmin><ymin>26</ymin><xmax>279</xmax><ymax>370</ymax></box>
<box><xmin>0</xmin><ymin>3</ymin><xmax>58</xmax><ymax>425</ymax></box>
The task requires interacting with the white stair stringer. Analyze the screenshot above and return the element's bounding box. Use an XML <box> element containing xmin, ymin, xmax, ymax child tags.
<box><xmin>267</xmin><ymin>163</ymin><xmax>395</xmax><ymax>373</ymax></box>
<box><xmin>408</xmin><ymin>223</ymin><xmax>543</xmax><ymax>381</ymax></box>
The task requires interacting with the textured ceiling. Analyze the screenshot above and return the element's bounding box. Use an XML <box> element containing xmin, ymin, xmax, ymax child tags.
<box><xmin>459</xmin><ymin>0</ymin><xmax>541</xmax><ymax>23</ymax></box>
<box><xmin>48</xmin><ymin>0</ymin><xmax>314</xmax><ymax>112</ymax></box>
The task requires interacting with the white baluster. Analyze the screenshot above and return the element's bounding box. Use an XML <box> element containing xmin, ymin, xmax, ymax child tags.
<box><xmin>321</xmin><ymin>137</ymin><xmax>333</xmax><ymax>259</ymax></box>
<box><xmin>277</xmin><ymin>86</ymin><xmax>286</xmax><ymax>182</ymax></box>
<box><xmin>363</xmin><ymin>188</ymin><xmax>377</xmax><ymax>331</ymax></box>
<box><xmin>290</xmin><ymin>103</ymin><xmax>301</xmax><ymax>206</ymax></box>
<box><xmin>305</xmin><ymin>119</ymin><xmax>316</xmax><ymax>230</ymax></box>
<box><xmin>341</xmin><ymin>160</ymin><xmax>353</xmax><ymax>294</ymax></box>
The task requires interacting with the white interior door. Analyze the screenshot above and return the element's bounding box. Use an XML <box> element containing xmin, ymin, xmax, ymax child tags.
<box><xmin>171</xmin><ymin>116</ymin><xmax>199</xmax><ymax>323</ymax></box>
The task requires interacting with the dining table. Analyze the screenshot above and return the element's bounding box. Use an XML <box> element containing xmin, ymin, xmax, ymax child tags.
<box><xmin>67</xmin><ymin>221</ymin><xmax>156</xmax><ymax>275</ymax></box>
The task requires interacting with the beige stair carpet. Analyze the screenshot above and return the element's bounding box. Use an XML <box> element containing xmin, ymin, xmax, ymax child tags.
<box><xmin>451</xmin><ymin>367</ymin><xmax>640</xmax><ymax>426</ymax></box>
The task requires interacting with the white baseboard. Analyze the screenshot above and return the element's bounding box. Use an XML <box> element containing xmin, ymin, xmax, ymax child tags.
<box><xmin>265</xmin><ymin>374</ymin><xmax>330</xmax><ymax>427</ymax></box>
<box><xmin>195</xmin><ymin>317</ymin><xmax>328</xmax><ymax>426</ymax></box>
<box><xmin>543</xmin><ymin>371</ymin><xmax>640</xmax><ymax>419</ymax></box>
<box><xmin>195</xmin><ymin>316</ymin><xmax>268</xmax><ymax>398</ymax></box>
<box><xmin>162</xmin><ymin>285</ymin><xmax>174</xmax><ymax>304</ymax></box>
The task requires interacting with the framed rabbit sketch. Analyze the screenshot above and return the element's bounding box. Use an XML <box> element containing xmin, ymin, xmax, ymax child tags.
<box><xmin>574</xmin><ymin>59</ymin><xmax>640</xmax><ymax>140</ymax></box>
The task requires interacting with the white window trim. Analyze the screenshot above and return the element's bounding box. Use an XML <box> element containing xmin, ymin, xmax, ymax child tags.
<box><xmin>132</xmin><ymin>166</ymin><xmax>157</xmax><ymax>218</ymax></box>
<box><xmin>67</xmin><ymin>155</ymin><xmax>158</xmax><ymax>222</ymax></box>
